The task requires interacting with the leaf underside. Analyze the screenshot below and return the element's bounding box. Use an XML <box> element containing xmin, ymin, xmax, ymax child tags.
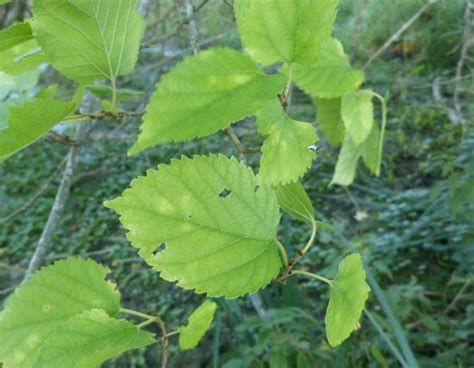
<box><xmin>31</xmin><ymin>0</ymin><xmax>144</xmax><ymax>84</ymax></box>
<box><xmin>273</xmin><ymin>181</ymin><xmax>314</xmax><ymax>224</ymax></box>
<box><xmin>331</xmin><ymin>123</ymin><xmax>380</xmax><ymax>186</ymax></box>
<box><xmin>325</xmin><ymin>253</ymin><xmax>370</xmax><ymax>347</ymax></box>
<box><xmin>341</xmin><ymin>90</ymin><xmax>374</xmax><ymax>146</ymax></box>
<box><xmin>179</xmin><ymin>300</ymin><xmax>217</xmax><ymax>350</ymax></box>
<box><xmin>314</xmin><ymin>97</ymin><xmax>345</xmax><ymax>147</ymax></box>
<box><xmin>130</xmin><ymin>48</ymin><xmax>286</xmax><ymax>156</ymax></box>
<box><xmin>0</xmin><ymin>258</ymin><xmax>121</xmax><ymax>367</ymax></box>
<box><xmin>106</xmin><ymin>154</ymin><xmax>282</xmax><ymax>299</ymax></box>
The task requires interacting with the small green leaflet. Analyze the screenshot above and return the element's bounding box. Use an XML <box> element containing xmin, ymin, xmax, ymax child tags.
<box><xmin>292</xmin><ymin>39</ymin><xmax>364</xmax><ymax>98</ymax></box>
<box><xmin>0</xmin><ymin>98</ymin><xmax>75</xmax><ymax>161</ymax></box>
<box><xmin>314</xmin><ymin>98</ymin><xmax>345</xmax><ymax>147</ymax></box>
<box><xmin>85</xmin><ymin>84</ymin><xmax>145</xmax><ymax>100</ymax></box>
<box><xmin>341</xmin><ymin>90</ymin><xmax>374</xmax><ymax>146</ymax></box>
<box><xmin>325</xmin><ymin>253</ymin><xmax>370</xmax><ymax>347</ymax></box>
<box><xmin>106</xmin><ymin>155</ymin><xmax>282</xmax><ymax>299</ymax></box>
<box><xmin>130</xmin><ymin>48</ymin><xmax>285</xmax><ymax>156</ymax></box>
<box><xmin>32</xmin><ymin>309</ymin><xmax>154</xmax><ymax>368</ymax></box>
<box><xmin>330</xmin><ymin>125</ymin><xmax>380</xmax><ymax>186</ymax></box>
<box><xmin>31</xmin><ymin>0</ymin><xmax>145</xmax><ymax>84</ymax></box>
<box><xmin>273</xmin><ymin>181</ymin><xmax>314</xmax><ymax>224</ymax></box>
<box><xmin>0</xmin><ymin>22</ymin><xmax>34</xmax><ymax>51</ymax></box>
<box><xmin>235</xmin><ymin>0</ymin><xmax>338</xmax><ymax>65</ymax></box>
<box><xmin>0</xmin><ymin>258</ymin><xmax>121</xmax><ymax>367</ymax></box>
<box><xmin>179</xmin><ymin>300</ymin><xmax>217</xmax><ymax>350</ymax></box>
<box><xmin>0</xmin><ymin>0</ymin><xmax>11</xmax><ymax>4</ymax></box>
<box><xmin>256</xmin><ymin>100</ymin><xmax>318</xmax><ymax>185</ymax></box>
<box><xmin>0</xmin><ymin>39</ymin><xmax>45</xmax><ymax>75</ymax></box>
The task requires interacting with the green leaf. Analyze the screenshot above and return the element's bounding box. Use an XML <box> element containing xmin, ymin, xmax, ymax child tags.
<box><xmin>273</xmin><ymin>181</ymin><xmax>314</xmax><ymax>224</ymax></box>
<box><xmin>330</xmin><ymin>124</ymin><xmax>380</xmax><ymax>186</ymax></box>
<box><xmin>325</xmin><ymin>253</ymin><xmax>370</xmax><ymax>347</ymax></box>
<box><xmin>314</xmin><ymin>98</ymin><xmax>345</xmax><ymax>146</ymax></box>
<box><xmin>0</xmin><ymin>0</ymin><xmax>12</xmax><ymax>4</ymax></box>
<box><xmin>0</xmin><ymin>22</ymin><xmax>33</xmax><ymax>51</ymax></box>
<box><xmin>0</xmin><ymin>98</ymin><xmax>75</xmax><ymax>161</ymax></box>
<box><xmin>106</xmin><ymin>155</ymin><xmax>282</xmax><ymax>299</ymax></box>
<box><xmin>0</xmin><ymin>258</ymin><xmax>121</xmax><ymax>367</ymax></box>
<box><xmin>257</xmin><ymin>100</ymin><xmax>318</xmax><ymax>185</ymax></box>
<box><xmin>32</xmin><ymin>309</ymin><xmax>154</xmax><ymax>368</ymax></box>
<box><xmin>31</xmin><ymin>0</ymin><xmax>144</xmax><ymax>84</ymax></box>
<box><xmin>235</xmin><ymin>0</ymin><xmax>338</xmax><ymax>65</ymax></box>
<box><xmin>130</xmin><ymin>48</ymin><xmax>285</xmax><ymax>155</ymax></box>
<box><xmin>0</xmin><ymin>39</ymin><xmax>45</xmax><ymax>75</ymax></box>
<box><xmin>179</xmin><ymin>300</ymin><xmax>217</xmax><ymax>350</ymax></box>
<box><xmin>341</xmin><ymin>90</ymin><xmax>374</xmax><ymax>146</ymax></box>
<box><xmin>292</xmin><ymin>39</ymin><xmax>364</xmax><ymax>98</ymax></box>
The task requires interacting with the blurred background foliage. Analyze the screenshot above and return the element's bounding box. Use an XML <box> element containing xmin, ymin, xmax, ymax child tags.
<box><xmin>0</xmin><ymin>0</ymin><xmax>473</xmax><ymax>367</ymax></box>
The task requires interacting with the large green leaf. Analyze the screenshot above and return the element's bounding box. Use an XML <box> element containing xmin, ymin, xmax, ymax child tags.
<box><xmin>235</xmin><ymin>0</ymin><xmax>338</xmax><ymax>65</ymax></box>
<box><xmin>0</xmin><ymin>258</ymin><xmax>121</xmax><ymax>367</ymax></box>
<box><xmin>330</xmin><ymin>125</ymin><xmax>380</xmax><ymax>186</ymax></box>
<box><xmin>292</xmin><ymin>39</ymin><xmax>364</xmax><ymax>98</ymax></box>
<box><xmin>341</xmin><ymin>90</ymin><xmax>374</xmax><ymax>146</ymax></box>
<box><xmin>0</xmin><ymin>22</ymin><xmax>33</xmax><ymax>51</ymax></box>
<box><xmin>31</xmin><ymin>0</ymin><xmax>144</xmax><ymax>84</ymax></box>
<box><xmin>0</xmin><ymin>98</ymin><xmax>74</xmax><ymax>161</ymax></box>
<box><xmin>179</xmin><ymin>300</ymin><xmax>217</xmax><ymax>350</ymax></box>
<box><xmin>273</xmin><ymin>181</ymin><xmax>314</xmax><ymax>224</ymax></box>
<box><xmin>257</xmin><ymin>100</ymin><xmax>318</xmax><ymax>185</ymax></box>
<box><xmin>0</xmin><ymin>39</ymin><xmax>45</xmax><ymax>75</ymax></box>
<box><xmin>130</xmin><ymin>48</ymin><xmax>285</xmax><ymax>156</ymax></box>
<box><xmin>32</xmin><ymin>309</ymin><xmax>154</xmax><ymax>368</ymax></box>
<box><xmin>325</xmin><ymin>253</ymin><xmax>370</xmax><ymax>347</ymax></box>
<box><xmin>106</xmin><ymin>155</ymin><xmax>282</xmax><ymax>299</ymax></box>
<box><xmin>315</xmin><ymin>98</ymin><xmax>345</xmax><ymax>146</ymax></box>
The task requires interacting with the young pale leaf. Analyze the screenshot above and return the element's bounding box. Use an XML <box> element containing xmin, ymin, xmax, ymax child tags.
<box><xmin>0</xmin><ymin>22</ymin><xmax>33</xmax><ymax>51</ymax></box>
<box><xmin>0</xmin><ymin>258</ymin><xmax>121</xmax><ymax>368</ymax></box>
<box><xmin>179</xmin><ymin>300</ymin><xmax>217</xmax><ymax>350</ymax></box>
<box><xmin>273</xmin><ymin>181</ymin><xmax>314</xmax><ymax>223</ymax></box>
<box><xmin>0</xmin><ymin>39</ymin><xmax>45</xmax><ymax>75</ymax></box>
<box><xmin>31</xmin><ymin>0</ymin><xmax>144</xmax><ymax>84</ymax></box>
<box><xmin>130</xmin><ymin>48</ymin><xmax>285</xmax><ymax>155</ymax></box>
<box><xmin>235</xmin><ymin>0</ymin><xmax>338</xmax><ymax>65</ymax></box>
<box><xmin>32</xmin><ymin>309</ymin><xmax>154</xmax><ymax>368</ymax></box>
<box><xmin>315</xmin><ymin>98</ymin><xmax>345</xmax><ymax>146</ymax></box>
<box><xmin>330</xmin><ymin>125</ymin><xmax>380</xmax><ymax>186</ymax></box>
<box><xmin>325</xmin><ymin>253</ymin><xmax>370</xmax><ymax>347</ymax></box>
<box><xmin>106</xmin><ymin>155</ymin><xmax>282</xmax><ymax>299</ymax></box>
<box><xmin>0</xmin><ymin>98</ymin><xmax>75</xmax><ymax>161</ymax></box>
<box><xmin>257</xmin><ymin>100</ymin><xmax>318</xmax><ymax>185</ymax></box>
<box><xmin>292</xmin><ymin>39</ymin><xmax>364</xmax><ymax>98</ymax></box>
<box><xmin>341</xmin><ymin>90</ymin><xmax>374</xmax><ymax>146</ymax></box>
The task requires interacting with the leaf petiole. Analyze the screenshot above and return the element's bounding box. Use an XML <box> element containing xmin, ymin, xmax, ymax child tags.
<box><xmin>275</xmin><ymin>239</ymin><xmax>289</xmax><ymax>268</ymax></box>
<box><xmin>301</xmin><ymin>219</ymin><xmax>317</xmax><ymax>255</ymax></box>
<box><xmin>291</xmin><ymin>269</ymin><xmax>332</xmax><ymax>286</ymax></box>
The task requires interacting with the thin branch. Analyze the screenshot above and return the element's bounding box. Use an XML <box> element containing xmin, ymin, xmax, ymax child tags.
<box><xmin>141</xmin><ymin>0</ymin><xmax>209</xmax><ymax>48</ymax></box>
<box><xmin>23</xmin><ymin>96</ymin><xmax>98</xmax><ymax>281</ymax></box>
<box><xmin>224</xmin><ymin>127</ymin><xmax>261</xmax><ymax>155</ymax></box>
<box><xmin>363</xmin><ymin>0</ymin><xmax>439</xmax><ymax>70</ymax></box>
<box><xmin>0</xmin><ymin>156</ymin><xmax>67</xmax><ymax>225</ymax></box>
<box><xmin>277</xmin><ymin>220</ymin><xmax>317</xmax><ymax>283</ymax></box>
